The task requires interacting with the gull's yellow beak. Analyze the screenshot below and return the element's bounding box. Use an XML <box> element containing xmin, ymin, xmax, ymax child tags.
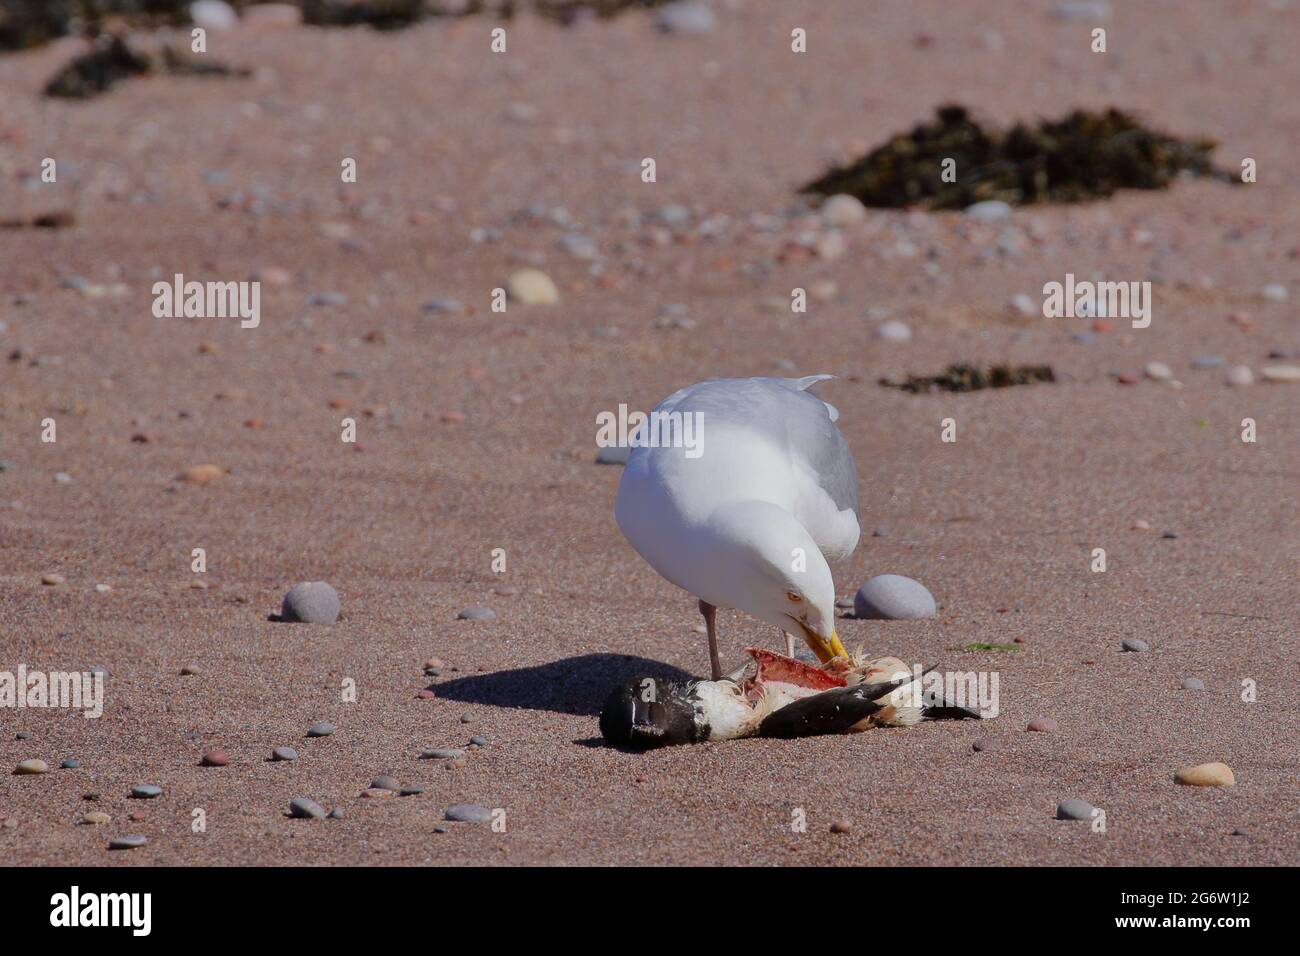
<box><xmin>800</xmin><ymin>623</ymin><xmax>849</xmax><ymax>664</ymax></box>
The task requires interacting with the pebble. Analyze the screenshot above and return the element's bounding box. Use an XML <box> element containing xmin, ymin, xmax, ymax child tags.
<box><xmin>361</xmin><ymin>788</ymin><xmax>395</xmax><ymax>799</ymax></box>
<box><xmin>1191</xmin><ymin>355</ymin><xmax>1225</xmax><ymax>370</ymax></box>
<box><xmin>54</xmin><ymin>471</ymin><xmax>73</xmax><ymax>484</ymax></box>
<box><xmin>181</xmin><ymin>463</ymin><xmax>224</xmax><ymax>484</ymax></box>
<box><xmin>1225</xmin><ymin>365</ymin><xmax>1254</xmax><ymax>387</ymax></box>
<box><xmin>271</xmin><ymin>746</ymin><xmax>298</xmax><ymax>761</ymax></box>
<box><xmin>1260</xmin><ymin>283</ymin><xmax>1288</xmax><ymax>302</ymax></box>
<box><xmin>853</xmin><ymin>574</ymin><xmax>936</xmax><ymax>620</ymax></box>
<box><xmin>81</xmin><ymin>811</ymin><xmax>110</xmax><ymax>825</ymax></box>
<box><xmin>1181</xmin><ymin>677</ymin><xmax>1205</xmax><ymax>691</ymax></box>
<box><xmin>821</xmin><ymin>194</ymin><xmax>867</xmax><ymax>228</ymax></box>
<box><xmin>131</xmin><ymin>784</ymin><xmax>162</xmax><ymax>799</ymax></box>
<box><xmin>421</xmin><ymin>748</ymin><xmax>465</xmax><ymax>759</ymax></box>
<box><xmin>469</xmin><ymin>735</ymin><xmax>488</xmax><ymax>747</ymax></box>
<box><xmin>370</xmin><ymin>775</ymin><xmax>401</xmax><ymax>792</ymax></box>
<box><xmin>306</xmin><ymin>722</ymin><xmax>335</xmax><ymax>738</ymax></box>
<box><xmin>288</xmin><ymin>797</ymin><xmax>328</xmax><ymax>819</ymax></box>
<box><xmin>595</xmin><ymin>445</ymin><xmax>632</xmax><ymax>465</ymax></box>
<box><xmin>1026</xmin><ymin>717</ymin><xmax>1058</xmax><ymax>733</ymax></box>
<box><xmin>1008</xmin><ymin>293</ymin><xmax>1038</xmax><ymax>317</ymax></box>
<box><xmin>108</xmin><ymin>835</ymin><xmax>149</xmax><ymax>850</ymax></box>
<box><xmin>829</xmin><ymin>819</ymin><xmax>852</xmax><ymax>834</ymax></box>
<box><xmin>15</xmin><ymin>731</ymin><xmax>31</xmax><ymax>740</ymax></box>
<box><xmin>243</xmin><ymin>2</ymin><xmax>301</xmax><ymax>28</ymax></box>
<box><xmin>972</xmin><ymin>735</ymin><xmax>1002</xmax><ymax>752</ymax></box>
<box><xmin>559</xmin><ymin>233</ymin><xmax>598</xmax><ymax>260</ymax></box>
<box><xmin>1144</xmin><ymin>361</ymin><xmax>1173</xmax><ymax>381</ymax></box>
<box><xmin>873</xmin><ymin>320</ymin><xmax>913</xmax><ymax>343</ymax></box>
<box><xmin>456</xmin><ymin>606</ymin><xmax>496</xmax><ymax>622</ymax></box>
<box><xmin>200</xmin><ymin>749</ymin><xmax>229</xmax><ymax>767</ymax></box>
<box><xmin>14</xmin><ymin>759</ymin><xmax>48</xmax><ymax>775</ymax></box>
<box><xmin>1175</xmin><ymin>762</ymin><xmax>1234</xmax><ymax>787</ymax></box>
<box><xmin>656</xmin><ymin>1</ymin><xmax>717</xmax><ymax>34</ymax></box>
<box><xmin>60</xmin><ymin>759</ymin><xmax>81</xmax><ymax>769</ymax></box>
<box><xmin>307</xmin><ymin>291</ymin><xmax>347</xmax><ymax>307</ymax></box>
<box><xmin>190</xmin><ymin>1</ymin><xmax>239</xmax><ymax>31</ymax></box>
<box><xmin>1121</xmin><ymin>639</ymin><xmax>1149</xmax><ymax>653</ymax></box>
<box><xmin>1261</xmin><ymin>365</ymin><xmax>1300</xmax><ymax>383</ymax></box>
<box><xmin>813</xmin><ymin>231</ymin><xmax>847</xmax><ymax>259</ymax></box>
<box><xmin>280</xmin><ymin>581</ymin><xmax>340</xmax><ymax>624</ymax></box>
<box><xmin>327</xmin><ymin>808</ymin><xmax>344</xmax><ymax>819</ymax></box>
<box><xmin>41</xmin><ymin>573</ymin><xmax>65</xmax><ymax>586</ymax></box>
<box><xmin>400</xmin><ymin>786</ymin><xmax>424</xmax><ymax>797</ymax></box>
<box><xmin>444</xmin><ymin>803</ymin><xmax>494</xmax><ymax>823</ymax></box>
<box><xmin>422</xmin><ymin>298</ymin><xmax>464</xmax><ymax>314</ymax></box>
<box><xmin>964</xmin><ymin>200</ymin><xmax>1012</xmax><ymax>222</ymax></box>
<box><xmin>180</xmin><ymin>665</ymin><xmax>200</xmax><ymax>676</ymax></box>
<box><xmin>505</xmin><ymin>269</ymin><xmax>558</xmax><ymax>305</ymax></box>
<box><xmin>1055</xmin><ymin>798</ymin><xmax>1097</xmax><ymax>821</ymax></box>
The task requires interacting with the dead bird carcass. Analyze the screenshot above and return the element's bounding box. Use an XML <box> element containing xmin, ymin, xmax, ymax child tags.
<box><xmin>600</xmin><ymin>649</ymin><xmax>985</xmax><ymax>749</ymax></box>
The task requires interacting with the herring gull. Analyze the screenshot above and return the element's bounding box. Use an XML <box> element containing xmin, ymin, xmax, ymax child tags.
<box><xmin>615</xmin><ymin>375</ymin><xmax>860</xmax><ymax>679</ymax></box>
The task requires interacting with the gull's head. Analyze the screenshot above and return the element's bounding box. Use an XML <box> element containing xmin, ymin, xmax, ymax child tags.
<box><xmin>707</xmin><ymin>500</ymin><xmax>849</xmax><ymax>664</ymax></box>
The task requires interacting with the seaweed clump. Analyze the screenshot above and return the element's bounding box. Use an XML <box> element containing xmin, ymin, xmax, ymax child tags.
<box><xmin>880</xmin><ymin>364</ymin><xmax>1056</xmax><ymax>394</ymax></box>
<box><xmin>804</xmin><ymin>105</ymin><xmax>1235</xmax><ymax>210</ymax></box>
<box><xmin>44</xmin><ymin>34</ymin><xmax>251</xmax><ymax>98</ymax></box>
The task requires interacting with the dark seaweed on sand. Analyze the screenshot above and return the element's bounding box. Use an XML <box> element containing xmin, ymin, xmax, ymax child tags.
<box><xmin>804</xmin><ymin>105</ymin><xmax>1235</xmax><ymax>210</ymax></box>
<box><xmin>44</xmin><ymin>34</ymin><xmax>250</xmax><ymax>98</ymax></box>
<box><xmin>880</xmin><ymin>364</ymin><xmax>1056</xmax><ymax>394</ymax></box>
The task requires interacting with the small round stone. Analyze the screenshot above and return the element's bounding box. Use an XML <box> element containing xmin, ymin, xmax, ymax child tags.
<box><xmin>361</xmin><ymin>788</ymin><xmax>395</xmax><ymax>799</ymax></box>
<box><xmin>1144</xmin><ymin>361</ymin><xmax>1173</xmax><ymax>381</ymax></box>
<box><xmin>370</xmin><ymin>775</ymin><xmax>401</xmax><ymax>792</ymax></box>
<box><xmin>829</xmin><ymin>819</ymin><xmax>852</xmax><ymax>834</ymax></box>
<box><xmin>108</xmin><ymin>834</ymin><xmax>149</xmax><ymax>850</ymax></box>
<box><xmin>469</xmin><ymin>735</ymin><xmax>488</xmax><ymax>747</ymax></box>
<box><xmin>444</xmin><ymin>803</ymin><xmax>494</xmax><ymax>823</ymax></box>
<box><xmin>964</xmin><ymin>199</ymin><xmax>1012</xmax><ymax>222</ymax></box>
<box><xmin>504</xmin><ymin>269</ymin><xmax>558</xmax><ymax>305</ymax></box>
<box><xmin>421</xmin><ymin>748</ymin><xmax>465</xmax><ymax>760</ymax></box>
<box><xmin>180</xmin><ymin>463</ymin><xmax>224</xmax><ymax>484</ymax></box>
<box><xmin>40</xmin><ymin>573</ymin><xmax>65</xmax><ymax>586</ymax></box>
<box><xmin>15</xmin><ymin>731</ymin><xmax>32</xmax><ymax>740</ymax></box>
<box><xmin>972</xmin><ymin>735</ymin><xmax>1002</xmax><ymax>752</ymax></box>
<box><xmin>1260</xmin><ymin>364</ymin><xmax>1300</xmax><ymax>383</ymax></box>
<box><xmin>280</xmin><ymin>581</ymin><xmax>340</xmax><ymax>624</ymax></box>
<box><xmin>180</xmin><ymin>665</ymin><xmax>200</xmax><ymax>676</ymax></box>
<box><xmin>853</xmin><ymin>575</ymin><xmax>936</xmax><ymax>620</ymax></box>
<box><xmin>272</xmin><ymin>746</ymin><xmax>298</xmax><ymax>761</ymax></box>
<box><xmin>60</xmin><ymin>759</ymin><xmax>81</xmax><ymax>769</ymax></box>
<box><xmin>1180</xmin><ymin>677</ymin><xmax>1205</xmax><ymax>691</ymax></box>
<box><xmin>1225</xmin><ymin>365</ymin><xmax>1254</xmax><ymax>387</ymax></box>
<box><xmin>1055</xmin><ymin>798</ymin><xmax>1097</xmax><ymax>821</ymax></box>
<box><xmin>1121</xmin><ymin>639</ymin><xmax>1149</xmax><ymax>653</ymax></box>
<box><xmin>327</xmin><ymin>808</ymin><xmax>344</xmax><ymax>820</ymax></box>
<box><xmin>288</xmin><ymin>797</ymin><xmax>328</xmax><ymax>819</ymax></box>
<box><xmin>131</xmin><ymin>784</ymin><xmax>162</xmax><ymax>799</ymax></box>
<box><xmin>399</xmin><ymin>786</ymin><xmax>424</xmax><ymax>797</ymax></box>
<box><xmin>873</xmin><ymin>320</ymin><xmax>913</xmax><ymax>343</ymax></box>
<box><xmin>200</xmin><ymin>749</ymin><xmax>229</xmax><ymax>767</ymax></box>
<box><xmin>456</xmin><ymin>606</ymin><xmax>496</xmax><ymax>622</ymax></box>
<box><xmin>1026</xmin><ymin>717</ymin><xmax>1058</xmax><ymax>733</ymax></box>
<box><xmin>14</xmin><ymin>759</ymin><xmax>48</xmax><ymax>775</ymax></box>
<box><xmin>81</xmin><ymin>811</ymin><xmax>110</xmax><ymax>825</ymax></box>
<box><xmin>821</xmin><ymin>194</ymin><xmax>867</xmax><ymax>228</ymax></box>
<box><xmin>306</xmin><ymin>722</ymin><xmax>335</xmax><ymax>738</ymax></box>
<box><xmin>1191</xmin><ymin>355</ymin><xmax>1225</xmax><ymax>370</ymax></box>
<box><xmin>1175</xmin><ymin>762</ymin><xmax>1234</xmax><ymax>787</ymax></box>
<box><xmin>656</xmin><ymin>1</ymin><xmax>717</xmax><ymax>34</ymax></box>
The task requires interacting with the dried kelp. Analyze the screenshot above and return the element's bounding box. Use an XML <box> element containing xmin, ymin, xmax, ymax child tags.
<box><xmin>880</xmin><ymin>364</ymin><xmax>1057</xmax><ymax>394</ymax></box>
<box><xmin>804</xmin><ymin>105</ymin><xmax>1235</xmax><ymax>210</ymax></box>
<box><xmin>44</xmin><ymin>34</ymin><xmax>250</xmax><ymax>98</ymax></box>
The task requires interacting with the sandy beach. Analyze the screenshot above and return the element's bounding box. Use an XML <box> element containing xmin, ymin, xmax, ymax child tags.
<box><xmin>1</xmin><ymin>0</ymin><xmax>1297</xmax><ymax>865</ymax></box>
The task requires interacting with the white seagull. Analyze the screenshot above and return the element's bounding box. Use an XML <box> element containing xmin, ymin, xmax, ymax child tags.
<box><xmin>615</xmin><ymin>375</ymin><xmax>859</xmax><ymax>679</ymax></box>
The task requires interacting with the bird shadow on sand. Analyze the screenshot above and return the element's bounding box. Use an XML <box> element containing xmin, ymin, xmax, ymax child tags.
<box><xmin>435</xmin><ymin>653</ymin><xmax>694</xmax><ymax>718</ymax></box>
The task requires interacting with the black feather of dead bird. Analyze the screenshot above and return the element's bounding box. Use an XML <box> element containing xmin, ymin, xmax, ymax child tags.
<box><xmin>43</xmin><ymin>34</ymin><xmax>250</xmax><ymax>99</ymax></box>
<box><xmin>803</xmin><ymin>104</ymin><xmax>1236</xmax><ymax>209</ymax></box>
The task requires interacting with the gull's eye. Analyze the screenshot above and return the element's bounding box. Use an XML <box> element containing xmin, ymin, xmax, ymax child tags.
<box><xmin>786</xmin><ymin>591</ymin><xmax>802</xmax><ymax>603</ymax></box>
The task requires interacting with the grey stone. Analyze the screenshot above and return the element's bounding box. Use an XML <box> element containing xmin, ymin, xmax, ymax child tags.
<box><xmin>399</xmin><ymin>786</ymin><xmax>423</xmax><ymax>797</ymax></box>
<box><xmin>272</xmin><ymin>746</ymin><xmax>298</xmax><ymax>761</ymax></box>
<box><xmin>444</xmin><ymin>803</ymin><xmax>494</xmax><ymax>823</ymax></box>
<box><xmin>1056</xmin><ymin>798</ymin><xmax>1098</xmax><ymax>821</ymax></box>
<box><xmin>280</xmin><ymin>581</ymin><xmax>340</xmax><ymax>624</ymax></box>
<box><xmin>421</xmin><ymin>748</ymin><xmax>465</xmax><ymax>759</ymax></box>
<box><xmin>1181</xmin><ymin>677</ymin><xmax>1205</xmax><ymax>690</ymax></box>
<box><xmin>1121</xmin><ymin>639</ymin><xmax>1149</xmax><ymax>653</ymax></box>
<box><xmin>1192</xmin><ymin>355</ymin><xmax>1225</xmax><ymax>369</ymax></box>
<box><xmin>853</xmin><ymin>574</ymin><xmax>936</xmax><ymax>620</ymax></box>
<box><xmin>873</xmin><ymin>320</ymin><xmax>912</xmax><ymax>343</ymax></box>
<box><xmin>370</xmin><ymin>775</ymin><xmax>401</xmax><ymax>792</ymax></box>
<box><xmin>964</xmin><ymin>199</ymin><xmax>1012</xmax><ymax>222</ymax></box>
<box><xmin>130</xmin><ymin>784</ymin><xmax>162</xmax><ymax>799</ymax></box>
<box><xmin>456</xmin><ymin>606</ymin><xmax>496</xmax><ymax>622</ymax></box>
<box><xmin>306</xmin><ymin>722</ymin><xmax>335</xmax><ymax>738</ymax></box>
<box><xmin>469</xmin><ymin>735</ymin><xmax>488</xmax><ymax>747</ymax></box>
<box><xmin>596</xmin><ymin>444</ymin><xmax>631</xmax><ymax>465</ymax></box>
<box><xmin>60</xmin><ymin>759</ymin><xmax>81</xmax><ymax>769</ymax></box>
<box><xmin>288</xmin><ymin>797</ymin><xmax>327</xmax><ymax>819</ymax></box>
<box><xmin>108</xmin><ymin>834</ymin><xmax>149</xmax><ymax>849</ymax></box>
